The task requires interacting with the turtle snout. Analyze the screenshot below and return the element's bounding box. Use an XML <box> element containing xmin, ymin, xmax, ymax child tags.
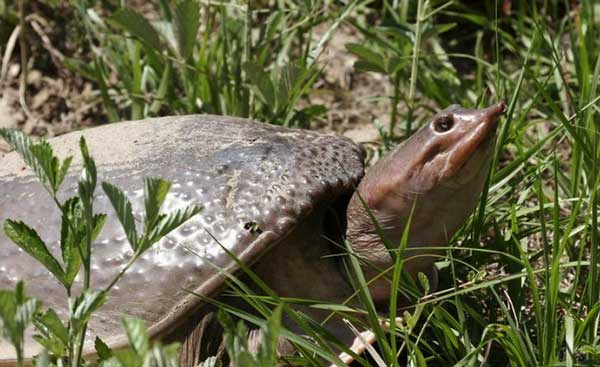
<box><xmin>482</xmin><ymin>101</ymin><xmax>507</xmax><ymax>123</ymax></box>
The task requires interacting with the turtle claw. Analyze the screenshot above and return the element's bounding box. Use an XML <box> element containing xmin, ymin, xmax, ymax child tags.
<box><xmin>333</xmin><ymin>317</ymin><xmax>407</xmax><ymax>366</ymax></box>
<box><xmin>335</xmin><ymin>327</ymin><xmax>377</xmax><ymax>366</ymax></box>
<box><xmin>333</xmin><ymin>319</ymin><xmax>383</xmax><ymax>367</ymax></box>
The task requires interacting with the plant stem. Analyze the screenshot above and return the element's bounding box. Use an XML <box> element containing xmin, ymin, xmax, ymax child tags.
<box><xmin>242</xmin><ymin>0</ymin><xmax>253</xmax><ymax>118</ymax></box>
<box><xmin>16</xmin><ymin>342</ymin><xmax>23</xmax><ymax>367</ymax></box>
<box><xmin>408</xmin><ymin>0</ymin><xmax>423</xmax><ymax>104</ymax></box>
<box><xmin>17</xmin><ymin>0</ymin><xmax>31</xmax><ymax>119</ymax></box>
<box><xmin>104</xmin><ymin>253</ymin><xmax>140</xmax><ymax>293</ymax></box>
<box><xmin>390</xmin><ymin>71</ymin><xmax>401</xmax><ymax>138</ymax></box>
<box><xmin>406</xmin><ymin>0</ymin><xmax>424</xmax><ymax>135</ymax></box>
<box><xmin>400</xmin><ymin>0</ymin><xmax>408</xmax><ymax>22</ymax></box>
<box><xmin>73</xmin><ymin>181</ymin><xmax>95</xmax><ymax>367</ymax></box>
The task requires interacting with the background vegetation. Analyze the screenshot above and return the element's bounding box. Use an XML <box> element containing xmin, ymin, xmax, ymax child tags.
<box><xmin>1</xmin><ymin>0</ymin><xmax>600</xmax><ymax>366</ymax></box>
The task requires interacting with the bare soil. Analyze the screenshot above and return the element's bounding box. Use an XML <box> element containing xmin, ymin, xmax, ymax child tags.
<box><xmin>0</xmin><ymin>12</ymin><xmax>389</xmax><ymax>153</ymax></box>
<box><xmin>0</xmin><ymin>4</ymin><xmax>107</xmax><ymax>151</ymax></box>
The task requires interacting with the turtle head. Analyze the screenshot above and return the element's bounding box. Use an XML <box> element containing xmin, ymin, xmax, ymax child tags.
<box><xmin>410</xmin><ymin>102</ymin><xmax>507</xmax><ymax>189</ymax></box>
<box><xmin>345</xmin><ymin>102</ymin><xmax>506</xmax><ymax>304</ymax></box>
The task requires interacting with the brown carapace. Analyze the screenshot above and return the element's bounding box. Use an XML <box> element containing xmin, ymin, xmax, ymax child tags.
<box><xmin>0</xmin><ymin>103</ymin><xmax>505</xmax><ymax>366</ymax></box>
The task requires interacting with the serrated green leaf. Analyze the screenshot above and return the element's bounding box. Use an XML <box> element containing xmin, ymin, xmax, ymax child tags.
<box><xmin>144</xmin><ymin>205</ymin><xmax>201</xmax><ymax>251</ymax></box>
<box><xmin>95</xmin><ymin>337</ymin><xmax>113</xmax><ymax>362</ymax></box>
<box><xmin>36</xmin><ymin>309</ymin><xmax>69</xmax><ymax>345</ymax></box>
<box><xmin>144</xmin><ymin>177</ymin><xmax>171</xmax><ymax>228</ymax></box>
<box><xmin>59</xmin><ymin>196</ymin><xmax>105</xmax><ymax>289</ymax></box>
<box><xmin>122</xmin><ymin>318</ymin><xmax>149</xmax><ymax>356</ymax></box>
<box><xmin>0</xmin><ymin>128</ymin><xmax>36</xmax><ymax>168</ymax></box>
<box><xmin>173</xmin><ymin>0</ymin><xmax>200</xmax><ymax>59</ymax></box>
<box><xmin>56</xmin><ymin>155</ymin><xmax>73</xmax><ymax>189</ymax></box>
<box><xmin>102</xmin><ymin>182</ymin><xmax>138</xmax><ymax>251</ymax></box>
<box><xmin>29</xmin><ymin>142</ymin><xmax>60</xmax><ymax>193</ymax></box>
<box><xmin>92</xmin><ymin>214</ymin><xmax>108</xmax><ymax>242</ymax></box>
<box><xmin>3</xmin><ymin>220</ymin><xmax>66</xmax><ymax>285</ymax></box>
<box><xmin>0</xmin><ymin>129</ymin><xmax>72</xmax><ymax>196</ymax></box>
<box><xmin>28</xmin><ymin>141</ymin><xmax>72</xmax><ymax>194</ymax></box>
<box><xmin>72</xmin><ymin>290</ymin><xmax>106</xmax><ymax>333</ymax></box>
<box><xmin>33</xmin><ymin>333</ymin><xmax>65</xmax><ymax>357</ymax></box>
<box><xmin>345</xmin><ymin>43</ymin><xmax>386</xmax><ymax>73</ymax></box>
<box><xmin>110</xmin><ymin>9</ymin><xmax>162</xmax><ymax>50</ymax></box>
<box><xmin>78</xmin><ymin>137</ymin><xmax>97</xmax><ymax>211</ymax></box>
<box><xmin>60</xmin><ymin>198</ymin><xmax>83</xmax><ymax>287</ymax></box>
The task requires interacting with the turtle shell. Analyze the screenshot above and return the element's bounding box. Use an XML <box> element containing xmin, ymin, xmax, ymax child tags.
<box><xmin>0</xmin><ymin>115</ymin><xmax>364</xmax><ymax>362</ymax></box>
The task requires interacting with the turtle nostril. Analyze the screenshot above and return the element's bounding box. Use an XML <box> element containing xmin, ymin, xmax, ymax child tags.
<box><xmin>498</xmin><ymin>101</ymin><xmax>507</xmax><ymax>113</ymax></box>
<box><xmin>483</xmin><ymin>102</ymin><xmax>507</xmax><ymax>122</ymax></box>
<box><xmin>494</xmin><ymin>101</ymin><xmax>507</xmax><ymax>115</ymax></box>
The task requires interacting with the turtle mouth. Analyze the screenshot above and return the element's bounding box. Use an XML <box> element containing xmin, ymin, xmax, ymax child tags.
<box><xmin>469</xmin><ymin>101</ymin><xmax>506</xmax><ymax>154</ymax></box>
<box><xmin>478</xmin><ymin>102</ymin><xmax>506</xmax><ymax>143</ymax></box>
<box><xmin>474</xmin><ymin>121</ymin><xmax>498</xmax><ymax>152</ymax></box>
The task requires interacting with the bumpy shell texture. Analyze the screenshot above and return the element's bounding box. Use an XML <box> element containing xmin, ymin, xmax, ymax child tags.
<box><xmin>0</xmin><ymin>115</ymin><xmax>364</xmax><ymax>360</ymax></box>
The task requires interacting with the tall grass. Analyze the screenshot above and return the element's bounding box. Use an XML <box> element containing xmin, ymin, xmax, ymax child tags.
<box><xmin>1</xmin><ymin>0</ymin><xmax>600</xmax><ymax>366</ymax></box>
<box><xmin>61</xmin><ymin>0</ymin><xmax>358</xmax><ymax>127</ymax></box>
<box><xmin>208</xmin><ymin>1</ymin><xmax>600</xmax><ymax>365</ymax></box>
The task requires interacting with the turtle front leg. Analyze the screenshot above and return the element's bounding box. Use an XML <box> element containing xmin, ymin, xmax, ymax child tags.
<box><xmin>163</xmin><ymin>306</ymin><xmax>226</xmax><ymax>367</ymax></box>
<box><xmin>170</xmin><ymin>302</ymin><xmax>299</xmax><ymax>367</ymax></box>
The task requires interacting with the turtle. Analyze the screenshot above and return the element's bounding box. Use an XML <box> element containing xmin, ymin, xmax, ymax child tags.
<box><xmin>0</xmin><ymin>102</ymin><xmax>506</xmax><ymax>366</ymax></box>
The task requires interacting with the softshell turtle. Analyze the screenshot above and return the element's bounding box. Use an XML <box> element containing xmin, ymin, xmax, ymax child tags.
<box><xmin>0</xmin><ymin>102</ymin><xmax>506</xmax><ymax>366</ymax></box>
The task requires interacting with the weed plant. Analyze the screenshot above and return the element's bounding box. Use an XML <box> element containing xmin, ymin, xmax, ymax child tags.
<box><xmin>1</xmin><ymin>0</ymin><xmax>600</xmax><ymax>366</ymax></box>
<box><xmin>0</xmin><ymin>128</ymin><xmax>201</xmax><ymax>367</ymax></box>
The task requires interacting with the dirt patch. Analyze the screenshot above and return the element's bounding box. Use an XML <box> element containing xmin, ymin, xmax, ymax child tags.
<box><xmin>0</xmin><ymin>4</ymin><xmax>108</xmax><ymax>141</ymax></box>
<box><xmin>1</xmin><ymin>63</ymin><xmax>105</xmax><ymax>135</ymax></box>
<box><xmin>309</xmin><ymin>23</ymin><xmax>390</xmax><ymax>144</ymax></box>
<box><xmin>0</xmin><ymin>8</ymin><xmax>388</xmax><ymax>149</ymax></box>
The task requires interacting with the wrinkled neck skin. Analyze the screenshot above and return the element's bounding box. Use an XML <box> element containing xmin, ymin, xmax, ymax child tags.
<box><xmin>345</xmin><ymin>103</ymin><xmax>504</xmax><ymax>305</ymax></box>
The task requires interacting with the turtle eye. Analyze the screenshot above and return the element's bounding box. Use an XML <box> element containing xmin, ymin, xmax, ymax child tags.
<box><xmin>434</xmin><ymin>115</ymin><xmax>454</xmax><ymax>133</ymax></box>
